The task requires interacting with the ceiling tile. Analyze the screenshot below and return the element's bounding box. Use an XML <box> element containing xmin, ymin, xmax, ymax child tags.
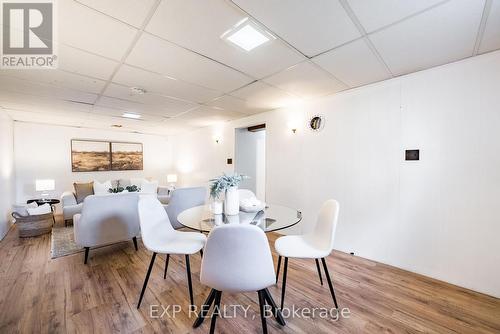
<box><xmin>0</xmin><ymin>76</ymin><xmax>98</xmax><ymax>104</ymax></box>
<box><xmin>0</xmin><ymin>69</ymin><xmax>107</xmax><ymax>94</ymax></box>
<box><xmin>173</xmin><ymin>106</ymin><xmax>246</xmax><ymax>127</ymax></box>
<box><xmin>312</xmin><ymin>39</ymin><xmax>391</xmax><ymax>87</ymax></box>
<box><xmin>478</xmin><ymin>0</ymin><xmax>500</xmax><ymax>54</ymax></box>
<box><xmin>230</xmin><ymin>81</ymin><xmax>300</xmax><ymax>110</ymax></box>
<box><xmin>205</xmin><ymin>95</ymin><xmax>266</xmax><ymax>114</ymax></box>
<box><xmin>102</xmin><ymin>84</ymin><xmax>197</xmax><ymax>113</ymax></box>
<box><xmin>347</xmin><ymin>0</ymin><xmax>445</xmax><ymax>33</ymax></box>
<box><xmin>59</xmin><ymin>0</ymin><xmax>138</xmax><ymax>60</ymax></box>
<box><xmin>113</xmin><ymin>65</ymin><xmax>222</xmax><ymax>103</ymax></box>
<box><xmin>58</xmin><ymin>45</ymin><xmax>119</xmax><ymax>80</ymax></box>
<box><xmin>263</xmin><ymin>61</ymin><xmax>347</xmax><ymax>98</ymax></box>
<box><xmin>145</xmin><ymin>0</ymin><xmax>305</xmax><ymax>78</ymax></box>
<box><xmin>369</xmin><ymin>0</ymin><xmax>485</xmax><ymax>76</ymax></box>
<box><xmin>75</xmin><ymin>0</ymin><xmax>157</xmax><ymax>28</ymax></box>
<box><xmin>126</xmin><ymin>33</ymin><xmax>253</xmax><ymax>92</ymax></box>
<box><xmin>232</xmin><ymin>0</ymin><xmax>360</xmax><ymax>57</ymax></box>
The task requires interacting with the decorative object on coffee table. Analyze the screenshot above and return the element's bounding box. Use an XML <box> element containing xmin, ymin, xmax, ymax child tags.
<box><xmin>209</xmin><ymin>173</ymin><xmax>247</xmax><ymax>216</ymax></box>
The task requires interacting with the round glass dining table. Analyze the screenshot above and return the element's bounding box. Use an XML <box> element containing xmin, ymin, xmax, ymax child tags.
<box><xmin>177</xmin><ymin>204</ymin><xmax>302</xmax><ymax>233</ymax></box>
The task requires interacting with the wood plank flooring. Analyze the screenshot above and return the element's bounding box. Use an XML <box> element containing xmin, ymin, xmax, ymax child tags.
<box><xmin>0</xmin><ymin>215</ymin><xmax>499</xmax><ymax>333</ymax></box>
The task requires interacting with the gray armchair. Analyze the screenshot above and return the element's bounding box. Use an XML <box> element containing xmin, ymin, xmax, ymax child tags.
<box><xmin>165</xmin><ymin>187</ymin><xmax>207</xmax><ymax>229</ymax></box>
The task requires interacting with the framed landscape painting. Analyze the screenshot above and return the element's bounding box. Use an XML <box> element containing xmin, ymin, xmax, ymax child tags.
<box><xmin>71</xmin><ymin>140</ymin><xmax>111</xmax><ymax>172</ymax></box>
<box><xmin>111</xmin><ymin>142</ymin><xmax>143</xmax><ymax>171</ymax></box>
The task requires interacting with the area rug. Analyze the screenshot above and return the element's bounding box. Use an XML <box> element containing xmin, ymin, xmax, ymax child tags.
<box><xmin>51</xmin><ymin>226</ymin><xmax>83</xmax><ymax>259</ymax></box>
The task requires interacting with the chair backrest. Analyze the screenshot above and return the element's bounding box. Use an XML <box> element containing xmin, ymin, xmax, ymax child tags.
<box><xmin>305</xmin><ymin>199</ymin><xmax>340</xmax><ymax>253</ymax></box>
<box><xmin>138</xmin><ymin>195</ymin><xmax>176</xmax><ymax>252</ymax></box>
<box><xmin>200</xmin><ymin>224</ymin><xmax>275</xmax><ymax>292</ymax></box>
<box><xmin>166</xmin><ymin>187</ymin><xmax>206</xmax><ymax>229</ymax></box>
<box><xmin>75</xmin><ymin>193</ymin><xmax>140</xmax><ymax>247</ymax></box>
<box><xmin>238</xmin><ymin>188</ymin><xmax>256</xmax><ymax>201</ymax></box>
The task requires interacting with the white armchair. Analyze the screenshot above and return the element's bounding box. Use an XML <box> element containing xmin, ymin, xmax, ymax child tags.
<box><xmin>74</xmin><ymin>193</ymin><xmax>141</xmax><ymax>264</ymax></box>
<box><xmin>61</xmin><ymin>191</ymin><xmax>83</xmax><ymax>225</ymax></box>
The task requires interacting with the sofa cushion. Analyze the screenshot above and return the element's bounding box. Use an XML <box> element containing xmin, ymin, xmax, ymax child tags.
<box><xmin>74</xmin><ymin>182</ymin><xmax>94</xmax><ymax>204</ymax></box>
<box><xmin>140</xmin><ymin>180</ymin><xmax>158</xmax><ymax>194</ymax></box>
<box><xmin>94</xmin><ymin>180</ymin><xmax>112</xmax><ymax>195</ymax></box>
<box><xmin>27</xmin><ymin>203</ymin><xmax>51</xmax><ymax>215</ymax></box>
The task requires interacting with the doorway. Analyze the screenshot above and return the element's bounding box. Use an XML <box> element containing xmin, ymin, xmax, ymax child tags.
<box><xmin>235</xmin><ymin>124</ymin><xmax>266</xmax><ymax>200</ymax></box>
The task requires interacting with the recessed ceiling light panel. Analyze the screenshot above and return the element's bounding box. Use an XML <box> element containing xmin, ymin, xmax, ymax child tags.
<box><xmin>222</xmin><ymin>20</ymin><xmax>275</xmax><ymax>51</ymax></box>
<box><xmin>122</xmin><ymin>112</ymin><xmax>141</xmax><ymax>119</ymax></box>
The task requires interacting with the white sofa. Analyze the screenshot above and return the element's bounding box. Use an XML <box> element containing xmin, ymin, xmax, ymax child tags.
<box><xmin>74</xmin><ymin>192</ymin><xmax>141</xmax><ymax>263</ymax></box>
<box><xmin>61</xmin><ymin>179</ymin><xmax>170</xmax><ymax>224</ymax></box>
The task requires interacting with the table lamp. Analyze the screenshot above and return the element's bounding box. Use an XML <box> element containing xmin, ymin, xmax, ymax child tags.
<box><xmin>36</xmin><ymin>179</ymin><xmax>55</xmax><ymax>200</ymax></box>
<box><xmin>167</xmin><ymin>174</ymin><xmax>177</xmax><ymax>193</ymax></box>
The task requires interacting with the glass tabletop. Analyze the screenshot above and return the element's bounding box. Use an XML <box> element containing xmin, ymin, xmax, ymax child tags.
<box><xmin>177</xmin><ymin>204</ymin><xmax>302</xmax><ymax>233</ymax></box>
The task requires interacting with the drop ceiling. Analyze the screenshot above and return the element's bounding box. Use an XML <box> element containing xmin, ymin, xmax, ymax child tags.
<box><xmin>0</xmin><ymin>0</ymin><xmax>499</xmax><ymax>136</ymax></box>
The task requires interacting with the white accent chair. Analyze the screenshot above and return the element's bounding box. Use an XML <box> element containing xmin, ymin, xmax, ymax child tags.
<box><xmin>193</xmin><ymin>224</ymin><xmax>285</xmax><ymax>334</ymax></box>
<box><xmin>165</xmin><ymin>187</ymin><xmax>206</xmax><ymax>229</ymax></box>
<box><xmin>275</xmin><ymin>199</ymin><xmax>340</xmax><ymax>310</ymax></box>
<box><xmin>61</xmin><ymin>191</ymin><xmax>83</xmax><ymax>224</ymax></box>
<box><xmin>73</xmin><ymin>193</ymin><xmax>140</xmax><ymax>264</ymax></box>
<box><xmin>137</xmin><ymin>196</ymin><xmax>206</xmax><ymax>309</ymax></box>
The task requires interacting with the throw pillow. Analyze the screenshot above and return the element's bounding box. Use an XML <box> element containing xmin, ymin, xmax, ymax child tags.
<box><xmin>94</xmin><ymin>180</ymin><xmax>112</xmax><ymax>195</ymax></box>
<box><xmin>118</xmin><ymin>179</ymin><xmax>131</xmax><ymax>188</ymax></box>
<box><xmin>130</xmin><ymin>178</ymin><xmax>144</xmax><ymax>188</ymax></box>
<box><xmin>27</xmin><ymin>203</ymin><xmax>51</xmax><ymax>215</ymax></box>
<box><xmin>74</xmin><ymin>182</ymin><xmax>94</xmax><ymax>204</ymax></box>
<box><xmin>140</xmin><ymin>180</ymin><xmax>159</xmax><ymax>194</ymax></box>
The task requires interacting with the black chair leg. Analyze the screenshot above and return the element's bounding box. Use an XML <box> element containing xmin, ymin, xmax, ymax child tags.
<box><xmin>200</xmin><ymin>249</ymin><xmax>204</xmax><ymax>258</ymax></box>
<box><xmin>132</xmin><ymin>237</ymin><xmax>138</xmax><ymax>251</ymax></box>
<box><xmin>262</xmin><ymin>288</ymin><xmax>285</xmax><ymax>326</ymax></box>
<box><xmin>258</xmin><ymin>290</ymin><xmax>268</xmax><ymax>334</ymax></box>
<box><xmin>315</xmin><ymin>258</ymin><xmax>323</xmax><ymax>285</ymax></box>
<box><xmin>276</xmin><ymin>255</ymin><xmax>282</xmax><ymax>284</ymax></box>
<box><xmin>137</xmin><ymin>252</ymin><xmax>157</xmax><ymax>309</ymax></box>
<box><xmin>280</xmin><ymin>257</ymin><xmax>288</xmax><ymax>310</ymax></box>
<box><xmin>185</xmin><ymin>255</ymin><xmax>194</xmax><ymax>309</ymax></box>
<box><xmin>84</xmin><ymin>247</ymin><xmax>90</xmax><ymax>264</ymax></box>
<box><xmin>163</xmin><ymin>254</ymin><xmax>170</xmax><ymax>279</ymax></box>
<box><xmin>321</xmin><ymin>257</ymin><xmax>339</xmax><ymax>309</ymax></box>
<box><xmin>193</xmin><ymin>289</ymin><xmax>217</xmax><ymax>328</ymax></box>
<box><xmin>209</xmin><ymin>291</ymin><xmax>222</xmax><ymax>334</ymax></box>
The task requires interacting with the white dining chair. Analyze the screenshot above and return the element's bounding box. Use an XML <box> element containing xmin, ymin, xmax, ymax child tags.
<box><xmin>137</xmin><ymin>196</ymin><xmax>206</xmax><ymax>309</ymax></box>
<box><xmin>193</xmin><ymin>224</ymin><xmax>285</xmax><ymax>334</ymax></box>
<box><xmin>275</xmin><ymin>199</ymin><xmax>340</xmax><ymax>310</ymax></box>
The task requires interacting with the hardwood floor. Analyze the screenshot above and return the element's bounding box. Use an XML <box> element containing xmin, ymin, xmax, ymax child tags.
<box><xmin>0</xmin><ymin>216</ymin><xmax>499</xmax><ymax>333</ymax></box>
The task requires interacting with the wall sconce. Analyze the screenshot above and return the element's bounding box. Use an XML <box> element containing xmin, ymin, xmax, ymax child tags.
<box><xmin>214</xmin><ymin>134</ymin><xmax>222</xmax><ymax>144</ymax></box>
<box><xmin>291</xmin><ymin>128</ymin><xmax>297</xmax><ymax>134</ymax></box>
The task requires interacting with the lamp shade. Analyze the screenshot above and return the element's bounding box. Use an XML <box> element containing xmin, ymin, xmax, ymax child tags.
<box><xmin>167</xmin><ymin>174</ymin><xmax>178</xmax><ymax>183</ymax></box>
<box><xmin>36</xmin><ymin>179</ymin><xmax>55</xmax><ymax>192</ymax></box>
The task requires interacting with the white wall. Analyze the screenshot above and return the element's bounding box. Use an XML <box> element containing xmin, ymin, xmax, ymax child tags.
<box><xmin>0</xmin><ymin>111</ymin><xmax>15</xmax><ymax>240</ymax></box>
<box><xmin>14</xmin><ymin>122</ymin><xmax>173</xmax><ymax>211</ymax></box>
<box><xmin>171</xmin><ymin>50</ymin><xmax>500</xmax><ymax>298</ymax></box>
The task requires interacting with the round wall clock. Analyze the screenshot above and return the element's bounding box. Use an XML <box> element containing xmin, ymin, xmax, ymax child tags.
<box><xmin>309</xmin><ymin>115</ymin><xmax>325</xmax><ymax>132</ymax></box>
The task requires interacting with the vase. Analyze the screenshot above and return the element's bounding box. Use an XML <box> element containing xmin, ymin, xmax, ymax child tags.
<box><xmin>211</xmin><ymin>200</ymin><xmax>223</xmax><ymax>215</ymax></box>
<box><xmin>224</xmin><ymin>186</ymin><xmax>239</xmax><ymax>215</ymax></box>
